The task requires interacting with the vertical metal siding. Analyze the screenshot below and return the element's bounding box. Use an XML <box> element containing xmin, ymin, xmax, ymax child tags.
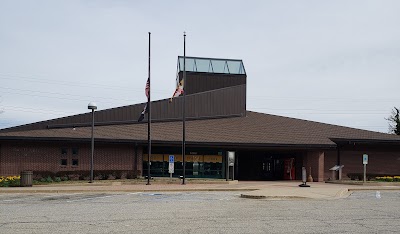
<box><xmin>2</xmin><ymin>72</ymin><xmax>247</xmax><ymax>132</ymax></box>
<box><xmin>179</xmin><ymin>72</ymin><xmax>247</xmax><ymax>95</ymax></box>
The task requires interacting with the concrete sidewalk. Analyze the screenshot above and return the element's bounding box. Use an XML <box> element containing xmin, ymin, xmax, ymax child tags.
<box><xmin>240</xmin><ymin>182</ymin><xmax>352</xmax><ymax>200</ymax></box>
<box><xmin>1</xmin><ymin>181</ymin><xmax>399</xmax><ymax>200</ymax></box>
<box><xmin>240</xmin><ymin>182</ymin><xmax>400</xmax><ymax>200</ymax></box>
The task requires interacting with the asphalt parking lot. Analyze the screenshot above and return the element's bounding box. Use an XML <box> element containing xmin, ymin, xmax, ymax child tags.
<box><xmin>1</xmin><ymin>191</ymin><xmax>399</xmax><ymax>233</ymax></box>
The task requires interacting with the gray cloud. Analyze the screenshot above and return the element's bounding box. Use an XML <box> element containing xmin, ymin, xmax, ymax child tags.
<box><xmin>0</xmin><ymin>0</ymin><xmax>399</xmax><ymax>133</ymax></box>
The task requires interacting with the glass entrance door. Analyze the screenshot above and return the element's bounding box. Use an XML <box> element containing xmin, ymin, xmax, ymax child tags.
<box><xmin>262</xmin><ymin>158</ymin><xmax>274</xmax><ymax>180</ymax></box>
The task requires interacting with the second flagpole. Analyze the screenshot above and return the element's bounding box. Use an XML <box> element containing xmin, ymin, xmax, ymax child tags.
<box><xmin>182</xmin><ymin>32</ymin><xmax>186</xmax><ymax>185</ymax></box>
<box><xmin>147</xmin><ymin>32</ymin><xmax>151</xmax><ymax>185</ymax></box>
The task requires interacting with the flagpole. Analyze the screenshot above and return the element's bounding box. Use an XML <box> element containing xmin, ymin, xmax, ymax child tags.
<box><xmin>182</xmin><ymin>32</ymin><xmax>186</xmax><ymax>185</ymax></box>
<box><xmin>147</xmin><ymin>32</ymin><xmax>151</xmax><ymax>185</ymax></box>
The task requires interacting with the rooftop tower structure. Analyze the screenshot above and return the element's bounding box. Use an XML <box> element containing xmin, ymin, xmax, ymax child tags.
<box><xmin>0</xmin><ymin>57</ymin><xmax>247</xmax><ymax>132</ymax></box>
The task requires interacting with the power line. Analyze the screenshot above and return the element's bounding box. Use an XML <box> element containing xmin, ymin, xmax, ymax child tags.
<box><xmin>0</xmin><ymin>86</ymin><xmax>136</xmax><ymax>103</ymax></box>
<box><xmin>248</xmin><ymin>107</ymin><xmax>390</xmax><ymax>115</ymax></box>
<box><xmin>0</xmin><ymin>74</ymin><xmax>171</xmax><ymax>93</ymax></box>
<box><xmin>249</xmin><ymin>107</ymin><xmax>391</xmax><ymax>112</ymax></box>
<box><xmin>248</xmin><ymin>95</ymin><xmax>400</xmax><ymax>102</ymax></box>
<box><xmin>261</xmin><ymin>112</ymin><xmax>387</xmax><ymax>115</ymax></box>
<box><xmin>0</xmin><ymin>89</ymin><xmax>141</xmax><ymax>105</ymax></box>
<box><xmin>2</xmin><ymin>105</ymin><xmax>77</xmax><ymax>115</ymax></box>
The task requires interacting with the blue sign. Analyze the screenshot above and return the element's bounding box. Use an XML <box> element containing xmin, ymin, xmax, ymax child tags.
<box><xmin>169</xmin><ymin>155</ymin><xmax>174</xmax><ymax>163</ymax></box>
<box><xmin>363</xmin><ymin>154</ymin><xmax>368</xmax><ymax>165</ymax></box>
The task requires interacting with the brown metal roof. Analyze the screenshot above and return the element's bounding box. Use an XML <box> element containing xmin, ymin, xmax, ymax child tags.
<box><xmin>1</xmin><ymin>111</ymin><xmax>399</xmax><ymax>147</ymax></box>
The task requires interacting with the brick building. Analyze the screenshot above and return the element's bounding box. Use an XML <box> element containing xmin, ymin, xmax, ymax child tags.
<box><xmin>1</xmin><ymin>57</ymin><xmax>400</xmax><ymax>181</ymax></box>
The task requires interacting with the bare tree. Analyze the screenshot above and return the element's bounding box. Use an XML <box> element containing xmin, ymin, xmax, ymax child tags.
<box><xmin>387</xmin><ymin>107</ymin><xmax>400</xmax><ymax>135</ymax></box>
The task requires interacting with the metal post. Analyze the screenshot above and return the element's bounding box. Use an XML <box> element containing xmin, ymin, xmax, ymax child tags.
<box><xmin>134</xmin><ymin>143</ymin><xmax>138</xmax><ymax>176</ymax></box>
<box><xmin>337</xmin><ymin>146</ymin><xmax>341</xmax><ymax>180</ymax></box>
<box><xmin>363</xmin><ymin>164</ymin><xmax>366</xmax><ymax>183</ymax></box>
<box><xmin>147</xmin><ymin>32</ymin><xmax>151</xmax><ymax>186</ymax></box>
<box><xmin>232</xmin><ymin>165</ymin><xmax>234</xmax><ymax>181</ymax></box>
<box><xmin>226</xmin><ymin>157</ymin><xmax>229</xmax><ymax>181</ymax></box>
<box><xmin>182</xmin><ymin>32</ymin><xmax>186</xmax><ymax>185</ymax></box>
<box><xmin>90</xmin><ymin>109</ymin><xmax>94</xmax><ymax>183</ymax></box>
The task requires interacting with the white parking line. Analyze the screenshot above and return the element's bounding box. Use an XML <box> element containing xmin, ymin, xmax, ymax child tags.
<box><xmin>66</xmin><ymin>192</ymin><xmax>142</xmax><ymax>203</ymax></box>
<box><xmin>1</xmin><ymin>198</ymin><xmax>29</xmax><ymax>202</ymax></box>
<box><xmin>43</xmin><ymin>193</ymin><xmax>83</xmax><ymax>198</ymax></box>
<box><xmin>0</xmin><ymin>193</ymin><xmax>85</xmax><ymax>203</ymax></box>
<box><xmin>66</xmin><ymin>195</ymin><xmax>115</xmax><ymax>203</ymax></box>
<box><xmin>127</xmin><ymin>192</ymin><xmax>142</xmax><ymax>196</ymax></box>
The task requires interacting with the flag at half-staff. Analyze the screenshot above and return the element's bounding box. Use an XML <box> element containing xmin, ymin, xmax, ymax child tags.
<box><xmin>137</xmin><ymin>103</ymin><xmax>147</xmax><ymax>122</ymax></box>
<box><xmin>138</xmin><ymin>77</ymin><xmax>150</xmax><ymax>122</ymax></box>
<box><xmin>169</xmin><ymin>79</ymin><xmax>184</xmax><ymax>103</ymax></box>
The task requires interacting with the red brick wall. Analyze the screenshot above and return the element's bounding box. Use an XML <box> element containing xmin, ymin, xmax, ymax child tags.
<box><xmin>308</xmin><ymin>148</ymin><xmax>400</xmax><ymax>181</ymax></box>
<box><xmin>303</xmin><ymin>151</ymin><xmax>324</xmax><ymax>182</ymax></box>
<box><xmin>323</xmin><ymin>150</ymin><xmax>337</xmax><ymax>181</ymax></box>
<box><xmin>2</xmin><ymin>140</ymin><xmax>398</xmax><ymax>180</ymax></box>
<box><xmin>137</xmin><ymin>146</ymin><xmax>143</xmax><ymax>176</ymax></box>
<box><xmin>0</xmin><ymin>142</ymin><xmax>62</xmax><ymax>176</ymax></box>
<box><xmin>0</xmin><ymin>142</ymin><xmax>141</xmax><ymax>176</ymax></box>
<box><xmin>339</xmin><ymin>149</ymin><xmax>400</xmax><ymax>178</ymax></box>
<box><xmin>323</xmin><ymin>148</ymin><xmax>400</xmax><ymax>180</ymax></box>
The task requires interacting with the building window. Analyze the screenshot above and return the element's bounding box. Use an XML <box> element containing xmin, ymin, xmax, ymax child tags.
<box><xmin>61</xmin><ymin>159</ymin><xmax>68</xmax><ymax>166</ymax></box>
<box><xmin>72</xmin><ymin>147</ymin><xmax>79</xmax><ymax>155</ymax></box>
<box><xmin>61</xmin><ymin>148</ymin><xmax>67</xmax><ymax>155</ymax></box>
<box><xmin>72</xmin><ymin>159</ymin><xmax>79</xmax><ymax>166</ymax></box>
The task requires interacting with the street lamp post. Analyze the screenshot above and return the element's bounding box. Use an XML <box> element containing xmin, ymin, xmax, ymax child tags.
<box><xmin>88</xmin><ymin>102</ymin><xmax>97</xmax><ymax>183</ymax></box>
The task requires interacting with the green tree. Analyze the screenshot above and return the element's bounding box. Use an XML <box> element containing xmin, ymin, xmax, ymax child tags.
<box><xmin>387</xmin><ymin>107</ymin><xmax>400</xmax><ymax>135</ymax></box>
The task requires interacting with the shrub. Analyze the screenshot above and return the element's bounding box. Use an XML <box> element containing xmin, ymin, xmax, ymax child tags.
<box><xmin>30</xmin><ymin>170</ymin><xmax>137</xmax><ymax>182</ymax></box>
<box><xmin>0</xmin><ymin>176</ymin><xmax>20</xmax><ymax>187</ymax></box>
<box><xmin>107</xmin><ymin>174</ymin><xmax>116</xmax><ymax>180</ymax></box>
<box><xmin>54</xmin><ymin>177</ymin><xmax>62</xmax><ymax>183</ymax></box>
<box><xmin>33</xmin><ymin>171</ymin><xmax>55</xmax><ymax>180</ymax></box>
<box><xmin>127</xmin><ymin>171</ymin><xmax>137</xmax><ymax>179</ymax></box>
<box><xmin>120</xmin><ymin>172</ymin><xmax>128</xmax><ymax>180</ymax></box>
<box><xmin>9</xmin><ymin>178</ymin><xmax>20</xmax><ymax>187</ymax></box>
<box><xmin>33</xmin><ymin>174</ymin><xmax>43</xmax><ymax>181</ymax></box>
<box><xmin>386</xmin><ymin>177</ymin><xmax>394</xmax><ymax>182</ymax></box>
<box><xmin>45</xmin><ymin>176</ymin><xmax>54</xmax><ymax>183</ymax></box>
<box><xmin>68</xmin><ymin>174</ymin><xmax>80</xmax><ymax>181</ymax></box>
<box><xmin>375</xmin><ymin>176</ymin><xmax>399</xmax><ymax>182</ymax></box>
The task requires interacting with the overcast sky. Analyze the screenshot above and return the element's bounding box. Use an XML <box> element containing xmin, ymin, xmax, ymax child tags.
<box><xmin>0</xmin><ymin>0</ymin><xmax>399</xmax><ymax>133</ymax></box>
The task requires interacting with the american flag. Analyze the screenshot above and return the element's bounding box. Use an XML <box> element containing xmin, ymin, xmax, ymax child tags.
<box><xmin>138</xmin><ymin>78</ymin><xmax>150</xmax><ymax>122</ymax></box>
<box><xmin>169</xmin><ymin>79</ymin><xmax>184</xmax><ymax>103</ymax></box>
<box><xmin>145</xmin><ymin>78</ymin><xmax>150</xmax><ymax>99</ymax></box>
<box><xmin>137</xmin><ymin>103</ymin><xmax>147</xmax><ymax>122</ymax></box>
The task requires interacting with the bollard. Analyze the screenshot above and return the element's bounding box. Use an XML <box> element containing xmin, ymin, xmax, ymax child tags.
<box><xmin>299</xmin><ymin>167</ymin><xmax>310</xmax><ymax>187</ymax></box>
